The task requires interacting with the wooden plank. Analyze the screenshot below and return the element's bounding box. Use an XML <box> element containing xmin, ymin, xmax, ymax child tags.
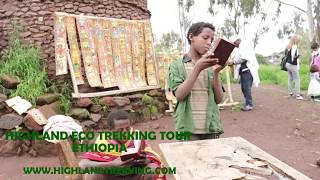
<box><xmin>72</xmin><ymin>86</ymin><xmax>160</xmax><ymax>98</ymax></box>
<box><xmin>66</xmin><ymin>47</ymin><xmax>79</xmax><ymax>94</ymax></box>
<box><xmin>159</xmin><ymin>137</ymin><xmax>312</xmax><ymax>180</ymax></box>
<box><xmin>55</xmin><ymin>139</ymin><xmax>82</xmax><ymax>180</ymax></box>
<box><xmin>55</xmin><ymin>12</ymin><xmax>149</xmax><ymax>23</ymax></box>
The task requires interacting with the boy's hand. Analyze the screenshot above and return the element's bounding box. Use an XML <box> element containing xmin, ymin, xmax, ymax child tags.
<box><xmin>195</xmin><ymin>53</ymin><xmax>219</xmax><ymax>71</ymax></box>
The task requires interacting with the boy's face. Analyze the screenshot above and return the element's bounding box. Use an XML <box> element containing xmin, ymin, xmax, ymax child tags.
<box><xmin>190</xmin><ymin>27</ymin><xmax>214</xmax><ymax>55</ymax></box>
<box><xmin>113</xmin><ymin>119</ymin><xmax>130</xmax><ymax>143</ymax></box>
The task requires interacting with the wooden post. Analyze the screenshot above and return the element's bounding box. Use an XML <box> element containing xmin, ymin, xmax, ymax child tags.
<box><xmin>55</xmin><ymin>139</ymin><xmax>83</xmax><ymax>180</ymax></box>
<box><xmin>219</xmin><ymin>65</ymin><xmax>239</xmax><ymax>107</ymax></box>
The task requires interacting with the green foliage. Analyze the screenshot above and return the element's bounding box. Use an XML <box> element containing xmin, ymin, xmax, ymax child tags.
<box><xmin>92</xmin><ymin>97</ymin><xmax>111</xmax><ymax>113</ymax></box>
<box><xmin>0</xmin><ymin>21</ymin><xmax>49</xmax><ymax>104</ymax></box>
<box><xmin>154</xmin><ymin>31</ymin><xmax>183</xmax><ymax>53</ymax></box>
<box><xmin>256</xmin><ymin>54</ymin><xmax>268</xmax><ymax>65</ymax></box>
<box><xmin>259</xmin><ymin>63</ymin><xmax>310</xmax><ymax>91</ymax></box>
<box><xmin>59</xmin><ymin>82</ymin><xmax>72</xmax><ymax>115</ymax></box>
<box><xmin>142</xmin><ymin>93</ymin><xmax>152</xmax><ymax>105</ymax></box>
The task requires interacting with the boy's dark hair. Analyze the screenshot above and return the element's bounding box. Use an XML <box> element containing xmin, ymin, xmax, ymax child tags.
<box><xmin>187</xmin><ymin>22</ymin><xmax>215</xmax><ymax>45</ymax></box>
<box><xmin>310</xmin><ymin>64</ymin><xmax>319</xmax><ymax>73</ymax></box>
<box><xmin>311</xmin><ymin>42</ymin><xmax>319</xmax><ymax>50</ymax></box>
<box><xmin>107</xmin><ymin>109</ymin><xmax>129</xmax><ymax>129</ymax></box>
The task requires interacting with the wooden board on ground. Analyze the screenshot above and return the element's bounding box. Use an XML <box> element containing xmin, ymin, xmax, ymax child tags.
<box><xmin>56</xmin><ymin>139</ymin><xmax>82</xmax><ymax>180</ymax></box>
<box><xmin>159</xmin><ymin>137</ymin><xmax>311</xmax><ymax>180</ymax></box>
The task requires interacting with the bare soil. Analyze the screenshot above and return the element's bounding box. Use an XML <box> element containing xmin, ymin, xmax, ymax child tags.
<box><xmin>0</xmin><ymin>84</ymin><xmax>319</xmax><ymax>180</ymax></box>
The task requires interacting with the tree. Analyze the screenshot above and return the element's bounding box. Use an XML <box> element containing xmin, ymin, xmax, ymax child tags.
<box><xmin>154</xmin><ymin>31</ymin><xmax>183</xmax><ymax>52</ymax></box>
<box><xmin>178</xmin><ymin>0</ymin><xmax>195</xmax><ymax>52</ymax></box>
<box><xmin>275</xmin><ymin>0</ymin><xmax>318</xmax><ymax>42</ymax></box>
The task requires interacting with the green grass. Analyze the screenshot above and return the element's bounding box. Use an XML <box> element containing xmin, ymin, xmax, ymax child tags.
<box><xmin>259</xmin><ymin>63</ymin><xmax>310</xmax><ymax>91</ymax></box>
<box><xmin>0</xmin><ymin>22</ymin><xmax>49</xmax><ymax>104</ymax></box>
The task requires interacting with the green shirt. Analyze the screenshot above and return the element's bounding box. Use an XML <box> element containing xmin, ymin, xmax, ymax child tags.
<box><xmin>167</xmin><ymin>58</ymin><xmax>224</xmax><ymax>134</ymax></box>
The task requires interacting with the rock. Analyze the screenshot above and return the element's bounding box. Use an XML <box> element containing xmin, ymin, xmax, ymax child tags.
<box><xmin>36</xmin><ymin>93</ymin><xmax>59</xmax><ymax>105</ymax></box>
<box><xmin>65</xmin><ymin>4</ymin><xmax>74</xmax><ymax>8</ymax></box>
<box><xmin>79</xmin><ymin>7</ymin><xmax>93</xmax><ymax>13</ymax></box>
<box><xmin>316</xmin><ymin>158</ymin><xmax>320</xmax><ymax>167</ymax></box>
<box><xmin>39</xmin><ymin>26</ymin><xmax>52</xmax><ymax>31</ymax></box>
<box><xmin>98</xmin><ymin>118</ymin><xmax>108</xmax><ymax>129</ymax></box>
<box><xmin>21</xmin><ymin>143</ymin><xmax>30</xmax><ymax>152</ymax></box>
<box><xmin>0</xmin><ymin>93</ymin><xmax>7</xmax><ymax>103</ymax></box>
<box><xmin>32</xmin><ymin>139</ymin><xmax>56</xmax><ymax>156</ymax></box>
<box><xmin>148</xmin><ymin>90</ymin><xmax>158</xmax><ymax>97</ymax></box>
<box><xmin>113</xmin><ymin>97</ymin><xmax>130</xmax><ymax>107</ymax></box>
<box><xmin>121</xmin><ymin>105</ymin><xmax>133</xmax><ymax>111</ymax></box>
<box><xmin>30</xmin><ymin>6</ymin><xmax>41</xmax><ymax>11</ymax></box>
<box><xmin>0</xmin><ymin>75</ymin><xmax>20</xmax><ymax>89</ymax></box>
<box><xmin>152</xmin><ymin>123</ymin><xmax>160</xmax><ymax>129</ymax></box>
<box><xmin>29</xmin><ymin>28</ymin><xmax>40</xmax><ymax>33</ymax></box>
<box><xmin>68</xmin><ymin>108</ymin><xmax>90</xmax><ymax>120</ymax></box>
<box><xmin>101</xmin><ymin>97</ymin><xmax>115</xmax><ymax>107</ymax></box>
<box><xmin>89</xmin><ymin>104</ymin><xmax>102</xmax><ymax>113</ymax></box>
<box><xmin>81</xmin><ymin>120</ymin><xmax>97</xmax><ymax>129</ymax></box>
<box><xmin>0</xmin><ymin>137</ymin><xmax>23</xmax><ymax>156</ymax></box>
<box><xmin>0</xmin><ymin>114</ymin><xmax>23</xmax><ymax>129</ymax></box>
<box><xmin>90</xmin><ymin>113</ymin><xmax>102</xmax><ymax>122</ymax></box>
<box><xmin>39</xmin><ymin>105</ymin><xmax>56</xmax><ymax>119</ymax></box>
<box><xmin>28</xmin><ymin>148</ymin><xmax>38</xmax><ymax>157</ymax></box>
<box><xmin>127</xmin><ymin>94</ymin><xmax>143</xmax><ymax>101</ymax></box>
<box><xmin>48</xmin><ymin>101</ymin><xmax>60</xmax><ymax>114</ymax></box>
<box><xmin>131</xmin><ymin>101</ymin><xmax>143</xmax><ymax>110</ymax></box>
<box><xmin>74</xmin><ymin>98</ymin><xmax>93</xmax><ymax>108</ymax></box>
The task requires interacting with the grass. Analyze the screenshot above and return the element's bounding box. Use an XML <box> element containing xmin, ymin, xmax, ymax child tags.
<box><xmin>0</xmin><ymin>22</ymin><xmax>49</xmax><ymax>104</ymax></box>
<box><xmin>259</xmin><ymin>63</ymin><xmax>310</xmax><ymax>91</ymax></box>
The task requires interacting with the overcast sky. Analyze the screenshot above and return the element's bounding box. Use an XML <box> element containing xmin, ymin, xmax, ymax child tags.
<box><xmin>147</xmin><ymin>0</ymin><xmax>310</xmax><ymax>56</ymax></box>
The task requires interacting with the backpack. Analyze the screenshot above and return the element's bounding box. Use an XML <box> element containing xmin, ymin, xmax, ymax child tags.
<box><xmin>280</xmin><ymin>49</ymin><xmax>288</xmax><ymax>71</ymax></box>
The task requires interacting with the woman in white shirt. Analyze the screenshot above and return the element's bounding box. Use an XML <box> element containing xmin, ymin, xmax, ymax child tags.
<box><xmin>285</xmin><ymin>36</ymin><xmax>303</xmax><ymax>100</ymax></box>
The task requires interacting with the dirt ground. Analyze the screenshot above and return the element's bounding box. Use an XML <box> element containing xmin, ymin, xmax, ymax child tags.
<box><xmin>0</xmin><ymin>84</ymin><xmax>319</xmax><ymax>180</ymax></box>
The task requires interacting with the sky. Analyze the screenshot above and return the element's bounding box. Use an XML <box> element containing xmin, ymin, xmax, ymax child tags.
<box><xmin>147</xmin><ymin>0</ymin><xmax>310</xmax><ymax>56</ymax></box>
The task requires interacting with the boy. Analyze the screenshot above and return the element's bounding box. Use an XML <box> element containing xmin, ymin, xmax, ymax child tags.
<box><xmin>79</xmin><ymin>110</ymin><xmax>165</xmax><ymax>180</ymax></box>
<box><xmin>167</xmin><ymin>22</ymin><xmax>224</xmax><ymax>140</ymax></box>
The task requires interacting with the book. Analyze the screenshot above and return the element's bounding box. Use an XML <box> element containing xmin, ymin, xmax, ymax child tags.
<box><xmin>210</xmin><ymin>38</ymin><xmax>236</xmax><ymax>66</ymax></box>
<box><xmin>120</xmin><ymin>139</ymin><xmax>145</xmax><ymax>161</ymax></box>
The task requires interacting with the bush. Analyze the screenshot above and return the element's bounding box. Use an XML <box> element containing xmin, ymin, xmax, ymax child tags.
<box><xmin>0</xmin><ymin>22</ymin><xmax>49</xmax><ymax>104</ymax></box>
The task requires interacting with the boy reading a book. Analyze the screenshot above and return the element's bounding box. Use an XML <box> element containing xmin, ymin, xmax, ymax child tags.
<box><xmin>79</xmin><ymin>110</ymin><xmax>165</xmax><ymax>180</ymax></box>
<box><xmin>167</xmin><ymin>22</ymin><xmax>224</xmax><ymax>140</ymax></box>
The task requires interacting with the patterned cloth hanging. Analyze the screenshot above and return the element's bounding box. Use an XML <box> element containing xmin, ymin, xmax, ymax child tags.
<box><xmin>94</xmin><ymin>19</ymin><xmax>117</xmax><ymax>88</ymax></box>
<box><xmin>54</xmin><ymin>15</ymin><xmax>68</xmax><ymax>75</ymax></box>
<box><xmin>54</xmin><ymin>13</ymin><xmax>159</xmax><ymax>92</ymax></box>
<box><xmin>64</xmin><ymin>16</ymin><xmax>84</xmax><ymax>85</ymax></box>
<box><xmin>76</xmin><ymin>17</ymin><xmax>103</xmax><ymax>87</ymax></box>
<box><xmin>143</xmin><ymin>21</ymin><xmax>158</xmax><ymax>86</ymax></box>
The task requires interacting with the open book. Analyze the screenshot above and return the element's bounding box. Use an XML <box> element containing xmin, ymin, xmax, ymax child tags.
<box><xmin>210</xmin><ymin>38</ymin><xmax>236</xmax><ymax>66</ymax></box>
<box><xmin>120</xmin><ymin>139</ymin><xmax>145</xmax><ymax>161</ymax></box>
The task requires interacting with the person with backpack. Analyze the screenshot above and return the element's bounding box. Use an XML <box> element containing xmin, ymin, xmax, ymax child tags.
<box><xmin>307</xmin><ymin>42</ymin><xmax>320</xmax><ymax>102</ymax></box>
<box><xmin>285</xmin><ymin>36</ymin><xmax>303</xmax><ymax>100</ymax></box>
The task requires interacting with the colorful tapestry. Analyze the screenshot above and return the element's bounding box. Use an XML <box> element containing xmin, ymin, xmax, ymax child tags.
<box><xmin>64</xmin><ymin>16</ymin><xmax>84</xmax><ymax>85</ymax></box>
<box><xmin>76</xmin><ymin>16</ymin><xmax>103</xmax><ymax>87</ymax></box>
<box><xmin>54</xmin><ymin>13</ymin><xmax>160</xmax><ymax>93</ymax></box>
<box><xmin>54</xmin><ymin>15</ymin><xmax>68</xmax><ymax>75</ymax></box>
<box><xmin>143</xmin><ymin>21</ymin><xmax>158</xmax><ymax>86</ymax></box>
<box><xmin>110</xmin><ymin>20</ymin><xmax>132</xmax><ymax>90</ymax></box>
<box><xmin>94</xmin><ymin>19</ymin><xmax>117</xmax><ymax>88</ymax></box>
<box><xmin>131</xmin><ymin>22</ymin><xmax>147</xmax><ymax>87</ymax></box>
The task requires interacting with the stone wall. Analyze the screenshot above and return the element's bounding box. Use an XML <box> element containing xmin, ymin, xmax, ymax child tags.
<box><xmin>0</xmin><ymin>0</ymin><xmax>150</xmax><ymax>80</ymax></box>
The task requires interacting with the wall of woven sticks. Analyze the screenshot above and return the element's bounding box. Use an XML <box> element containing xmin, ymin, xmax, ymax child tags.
<box><xmin>54</xmin><ymin>12</ymin><xmax>159</xmax><ymax>98</ymax></box>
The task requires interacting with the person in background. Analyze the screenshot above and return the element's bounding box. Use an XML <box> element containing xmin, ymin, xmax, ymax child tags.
<box><xmin>167</xmin><ymin>22</ymin><xmax>224</xmax><ymax>140</ymax></box>
<box><xmin>285</xmin><ymin>36</ymin><xmax>303</xmax><ymax>100</ymax></box>
<box><xmin>311</xmin><ymin>42</ymin><xmax>320</xmax><ymax>67</ymax></box>
<box><xmin>308</xmin><ymin>42</ymin><xmax>320</xmax><ymax>102</ymax></box>
<box><xmin>231</xmin><ymin>38</ymin><xmax>260</xmax><ymax>111</ymax></box>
